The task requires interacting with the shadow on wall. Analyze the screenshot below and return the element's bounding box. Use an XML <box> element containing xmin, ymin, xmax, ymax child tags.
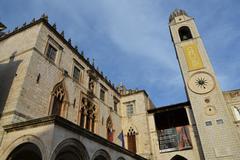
<box><xmin>0</xmin><ymin>57</ymin><xmax>22</xmax><ymax>117</ymax></box>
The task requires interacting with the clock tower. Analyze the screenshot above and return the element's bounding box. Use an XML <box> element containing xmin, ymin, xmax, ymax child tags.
<box><xmin>169</xmin><ymin>9</ymin><xmax>240</xmax><ymax>159</ymax></box>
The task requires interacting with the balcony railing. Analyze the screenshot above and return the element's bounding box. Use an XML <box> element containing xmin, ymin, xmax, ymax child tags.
<box><xmin>157</xmin><ymin>125</ymin><xmax>192</xmax><ymax>153</ymax></box>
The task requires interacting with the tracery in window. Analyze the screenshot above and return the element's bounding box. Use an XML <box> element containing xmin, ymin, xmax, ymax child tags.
<box><xmin>127</xmin><ymin>127</ymin><xmax>137</xmax><ymax>153</ymax></box>
<box><xmin>51</xmin><ymin>82</ymin><xmax>67</xmax><ymax>116</ymax></box>
<box><xmin>79</xmin><ymin>97</ymin><xmax>96</xmax><ymax>132</ymax></box>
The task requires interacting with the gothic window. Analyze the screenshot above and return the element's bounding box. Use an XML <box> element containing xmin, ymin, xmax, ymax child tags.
<box><xmin>178</xmin><ymin>26</ymin><xmax>193</xmax><ymax>41</ymax></box>
<box><xmin>86</xmin><ymin>113</ymin><xmax>91</xmax><ymax>130</ymax></box>
<box><xmin>106</xmin><ymin>116</ymin><xmax>114</xmax><ymax>142</ymax></box>
<box><xmin>51</xmin><ymin>83</ymin><xmax>65</xmax><ymax>116</ymax></box>
<box><xmin>127</xmin><ymin>127</ymin><xmax>137</xmax><ymax>153</ymax></box>
<box><xmin>126</xmin><ymin>104</ymin><xmax>134</xmax><ymax>117</ymax></box>
<box><xmin>92</xmin><ymin>115</ymin><xmax>95</xmax><ymax>132</ymax></box>
<box><xmin>80</xmin><ymin>108</ymin><xmax>85</xmax><ymax>128</ymax></box>
<box><xmin>46</xmin><ymin>44</ymin><xmax>57</xmax><ymax>62</ymax></box>
<box><xmin>80</xmin><ymin>97</ymin><xmax>96</xmax><ymax>132</ymax></box>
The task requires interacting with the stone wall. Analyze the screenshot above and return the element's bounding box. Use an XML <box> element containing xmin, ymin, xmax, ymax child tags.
<box><xmin>120</xmin><ymin>91</ymin><xmax>153</xmax><ymax>159</ymax></box>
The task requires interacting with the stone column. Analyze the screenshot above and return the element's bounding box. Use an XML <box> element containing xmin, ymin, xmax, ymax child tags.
<box><xmin>83</xmin><ymin>110</ymin><xmax>88</xmax><ymax>129</ymax></box>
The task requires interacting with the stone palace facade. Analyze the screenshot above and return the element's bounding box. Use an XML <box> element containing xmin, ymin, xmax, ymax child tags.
<box><xmin>0</xmin><ymin>10</ymin><xmax>240</xmax><ymax>160</ymax></box>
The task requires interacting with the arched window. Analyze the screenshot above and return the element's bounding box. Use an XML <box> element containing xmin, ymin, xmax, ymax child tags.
<box><xmin>178</xmin><ymin>26</ymin><xmax>193</xmax><ymax>41</ymax></box>
<box><xmin>127</xmin><ymin>127</ymin><xmax>137</xmax><ymax>153</ymax></box>
<box><xmin>51</xmin><ymin>82</ymin><xmax>66</xmax><ymax>116</ymax></box>
<box><xmin>7</xmin><ymin>143</ymin><xmax>42</xmax><ymax>160</ymax></box>
<box><xmin>79</xmin><ymin>97</ymin><xmax>96</xmax><ymax>132</ymax></box>
<box><xmin>106</xmin><ymin>116</ymin><xmax>114</xmax><ymax>142</ymax></box>
<box><xmin>80</xmin><ymin>107</ymin><xmax>85</xmax><ymax>128</ymax></box>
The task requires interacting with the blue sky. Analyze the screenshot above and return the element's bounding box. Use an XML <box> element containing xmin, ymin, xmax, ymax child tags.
<box><xmin>1</xmin><ymin>1</ymin><xmax>240</xmax><ymax>107</ymax></box>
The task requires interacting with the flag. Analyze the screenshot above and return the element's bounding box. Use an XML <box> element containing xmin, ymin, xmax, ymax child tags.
<box><xmin>118</xmin><ymin>130</ymin><xmax>125</xmax><ymax>148</ymax></box>
<box><xmin>107</xmin><ymin>128</ymin><xmax>114</xmax><ymax>142</ymax></box>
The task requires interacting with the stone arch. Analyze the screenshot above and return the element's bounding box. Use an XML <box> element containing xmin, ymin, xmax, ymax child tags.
<box><xmin>49</xmin><ymin>80</ymin><xmax>69</xmax><ymax>117</ymax></box>
<box><xmin>50</xmin><ymin>138</ymin><xmax>89</xmax><ymax>160</ymax></box>
<box><xmin>6</xmin><ymin>142</ymin><xmax>42</xmax><ymax>160</ymax></box>
<box><xmin>178</xmin><ymin>26</ymin><xmax>193</xmax><ymax>41</ymax></box>
<box><xmin>171</xmin><ymin>155</ymin><xmax>188</xmax><ymax>160</ymax></box>
<box><xmin>1</xmin><ymin>135</ymin><xmax>46</xmax><ymax>160</ymax></box>
<box><xmin>91</xmin><ymin>149</ymin><xmax>111</xmax><ymax>160</ymax></box>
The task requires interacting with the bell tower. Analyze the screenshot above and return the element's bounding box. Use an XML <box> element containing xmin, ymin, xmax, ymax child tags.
<box><xmin>169</xmin><ymin>9</ymin><xmax>240</xmax><ymax>159</ymax></box>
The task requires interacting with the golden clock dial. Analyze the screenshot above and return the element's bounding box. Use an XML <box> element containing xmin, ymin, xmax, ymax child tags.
<box><xmin>188</xmin><ymin>72</ymin><xmax>215</xmax><ymax>94</ymax></box>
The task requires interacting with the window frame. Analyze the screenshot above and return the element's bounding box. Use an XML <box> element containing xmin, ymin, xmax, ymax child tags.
<box><xmin>126</xmin><ymin>104</ymin><xmax>134</xmax><ymax>117</ymax></box>
<box><xmin>100</xmin><ymin>88</ymin><xmax>105</xmax><ymax>101</ymax></box>
<box><xmin>72</xmin><ymin>58</ymin><xmax>84</xmax><ymax>83</ymax></box>
<box><xmin>73</xmin><ymin>65</ymin><xmax>81</xmax><ymax>82</ymax></box>
<box><xmin>45</xmin><ymin>36</ymin><xmax>63</xmax><ymax>65</ymax></box>
<box><xmin>46</xmin><ymin>43</ymin><xmax>57</xmax><ymax>62</ymax></box>
<box><xmin>113</xmin><ymin>96</ymin><xmax>119</xmax><ymax>113</ymax></box>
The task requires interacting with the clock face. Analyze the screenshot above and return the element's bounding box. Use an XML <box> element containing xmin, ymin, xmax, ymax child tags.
<box><xmin>188</xmin><ymin>72</ymin><xmax>215</xmax><ymax>94</ymax></box>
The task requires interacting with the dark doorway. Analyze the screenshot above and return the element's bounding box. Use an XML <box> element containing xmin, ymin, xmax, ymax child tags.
<box><xmin>7</xmin><ymin>143</ymin><xmax>42</xmax><ymax>160</ymax></box>
<box><xmin>94</xmin><ymin>155</ymin><xmax>107</xmax><ymax>160</ymax></box>
<box><xmin>171</xmin><ymin>155</ymin><xmax>188</xmax><ymax>160</ymax></box>
<box><xmin>55</xmin><ymin>145</ymin><xmax>84</xmax><ymax>160</ymax></box>
<box><xmin>56</xmin><ymin>151</ymin><xmax>80</xmax><ymax>160</ymax></box>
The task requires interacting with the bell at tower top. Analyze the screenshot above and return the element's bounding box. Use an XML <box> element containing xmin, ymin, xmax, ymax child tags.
<box><xmin>169</xmin><ymin>9</ymin><xmax>191</xmax><ymax>24</ymax></box>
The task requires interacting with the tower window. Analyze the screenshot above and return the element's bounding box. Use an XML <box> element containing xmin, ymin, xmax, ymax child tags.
<box><xmin>178</xmin><ymin>26</ymin><xmax>193</xmax><ymax>41</ymax></box>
